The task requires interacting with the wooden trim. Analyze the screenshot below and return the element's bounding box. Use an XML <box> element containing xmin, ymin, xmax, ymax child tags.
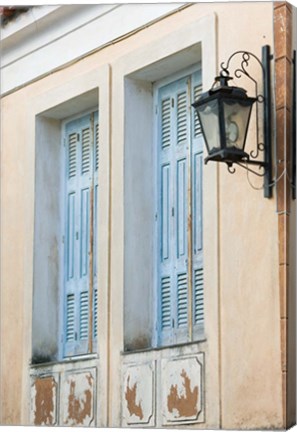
<box><xmin>273</xmin><ymin>2</ymin><xmax>294</xmax><ymax>428</ymax></box>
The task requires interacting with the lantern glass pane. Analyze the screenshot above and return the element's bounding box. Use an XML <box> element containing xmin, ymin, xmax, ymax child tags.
<box><xmin>223</xmin><ymin>101</ymin><xmax>253</xmax><ymax>151</ymax></box>
<box><xmin>197</xmin><ymin>99</ymin><xmax>220</xmax><ymax>154</ymax></box>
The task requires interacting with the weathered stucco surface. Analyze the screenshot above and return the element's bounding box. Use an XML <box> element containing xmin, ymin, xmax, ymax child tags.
<box><xmin>0</xmin><ymin>2</ymin><xmax>290</xmax><ymax>429</ymax></box>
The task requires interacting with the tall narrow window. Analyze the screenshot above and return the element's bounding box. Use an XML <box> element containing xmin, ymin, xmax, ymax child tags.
<box><xmin>63</xmin><ymin>111</ymin><xmax>99</xmax><ymax>357</ymax></box>
<box><xmin>156</xmin><ymin>71</ymin><xmax>204</xmax><ymax>346</ymax></box>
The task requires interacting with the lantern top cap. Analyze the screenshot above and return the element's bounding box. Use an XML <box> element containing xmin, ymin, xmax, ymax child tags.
<box><xmin>192</xmin><ymin>71</ymin><xmax>257</xmax><ymax>109</ymax></box>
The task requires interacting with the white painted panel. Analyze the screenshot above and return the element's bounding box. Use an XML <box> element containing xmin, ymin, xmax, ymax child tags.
<box><xmin>60</xmin><ymin>369</ymin><xmax>96</xmax><ymax>426</ymax></box>
<box><xmin>161</xmin><ymin>354</ymin><xmax>204</xmax><ymax>425</ymax></box>
<box><xmin>122</xmin><ymin>362</ymin><xmax>155</xmax><ymax>426</ymax></box>
<box><xmin>1</xmin><ymin>4</ymin><xmax>184</xmax><ymax>94</ymax></box>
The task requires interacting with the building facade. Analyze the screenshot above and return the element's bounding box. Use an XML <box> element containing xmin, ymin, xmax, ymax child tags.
<box><xmin>0</xmin><ymin>2</ymin><xmax>296</xmax><ymax>429</ymax></box>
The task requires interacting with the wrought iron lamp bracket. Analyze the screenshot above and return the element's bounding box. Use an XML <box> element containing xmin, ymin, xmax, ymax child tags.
<box><xmin>219</xmin><ymin>46</ymin><xmax>273</xmax><ymax>197</ymax></box>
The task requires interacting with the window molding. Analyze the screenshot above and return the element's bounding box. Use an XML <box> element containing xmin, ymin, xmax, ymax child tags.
<box><xmin>121</xmin><ymin>12</ymin><xmax>218</xmax><ymax>353</ymax></box>
<box><xmin>31</xmin><ymin>87</ymin><xmax>105</xmax><ymax>364</ymax></box>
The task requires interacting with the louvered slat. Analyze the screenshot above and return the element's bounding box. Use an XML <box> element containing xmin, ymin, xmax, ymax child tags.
<box><xmin>161</xmin><ymin>98</ymin><xmax>171</xmax><ymax>148</ymax></box>
<box><xmin>177</xmin><ymin>92</ymin><xmax>188</xmax><ymax>144</ymax></box>
<box><xmin>161</xmin><ymin>276</ymin><xmax>171</xmax><ymax>329</ymax></box>
<box><xmin>194</xmin><ymin>84</ymin><xmax>203</xmax><ymax>137</ymax></box>
<box><xmin>177</xmin><ymin>273</ymin><xmax>188</xmax><ymax>327</ymax></box>
<box><xmin>93</xmin><ymin>289</ymin><xmax>98</xmax><ymax>339</ymax></box>
<box><xmin>194</xmin><ymin>268</ymin><xmax>204</xmax><ymax>325</ymax></box>
<box><xmin>79</xmin><ymin>291</ymin><xmax>89</xmax><ymax>340</ymax></box>
<box><xmin>81</xmin><ymin>128</ymin><xmax>91</xmax><ymax>174</ymax></box>
<box><xmin>68</xmin><ymin>133</ymin><xmax>77</xmax><ymax>178</ymax></box>
<box><xmin>66</xmin><ymin>294</ymin><xmax>75</xmax><ymax>342</ymax></box>
<box><xmin>95</xmin><ymin>123</ymin><xmax>99</xmax><ymax>171</ymax></box>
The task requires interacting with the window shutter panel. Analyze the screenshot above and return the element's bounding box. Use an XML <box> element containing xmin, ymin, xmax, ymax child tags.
<box><xmin>77</xmin><ymin>117</ymin><xmax>92</xmax><ymax>355</ymax></box>
<box><xmin>64</xmin><ymin>114</ymin><xmax>95</xmax><ymax>357</ymax></box>
<box><xmin>158</xmin><ymin>77</ymin><xmax>190</xmax><ymax>345</ymax></box>
<box><xmin>174</xmin><ymin>79</ymin><xmax>190</xmax><ymax>343</ymax></box>
<box><xmin>192</xmin><ymin>71</ymin><xmax>204</xmax><ymax>333</ymax></box>
<box><xmin>93</xmin><ymin>111</ymin><xmax>99</xmax><ymax>345</ymax></box>
<box><xmin>158</xmin><ymin>84</ymin><xmax>174</xmax><ymax>346</ymax></box>
<box><xmin>64</xmin><ymin>121</ymin><xmax>80</xmax><ymax>357</ymax></box>
<box><xmin>157</xmin><ymin>71</ymin><xmax>204</xmax><ymax>346</ymax></box>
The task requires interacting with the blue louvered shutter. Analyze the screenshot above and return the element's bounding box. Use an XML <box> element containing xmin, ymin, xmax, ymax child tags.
<box><xmin>158</xmin><ymin>77</ymin><xmax>190</xmax><ymax>345</ymax></box>
<box><xmin>157</xmin><ymin>71</ymin><xmax>204</xmax><ymax>346</ymax></box>
<box><xmin>191</xmin><ymin>71</ymin><xmax>204</xmax><ymax>334</ymax></box>
<box><xmin>64</xmin><ymin>112</ymin><xmax>98</xmax><ymax>357</ymax></box>
<box><xmin>159</xmin><ymin>87</ymin><xmax>174</xmax><ymax>346</ymax></box>
<box><xmin>175</xmin><ymin>80</ymin><xmax>190</xmax><ymax>344</ymax></box>
<box><xmin>92</xmin><ymin>111</ymin><xmax>99</xmax><ymax>347</ymax></box>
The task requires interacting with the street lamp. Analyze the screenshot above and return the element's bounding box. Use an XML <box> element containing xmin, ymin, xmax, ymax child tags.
<box><xmin>192</xmin><ymin>45</ymin><xmax>272</xmax><ymax>198</ymax></box>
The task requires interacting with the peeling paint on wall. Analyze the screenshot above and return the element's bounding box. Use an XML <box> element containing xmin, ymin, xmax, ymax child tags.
<box><xmin>31</xmin><ymin>376</ymin><xmax>57</xmax><ymax>426</ymax></box>
<box><xmin>122</xmin><ymin>362</ymin><xmax>155</xmax><ymax>426</ymax></box>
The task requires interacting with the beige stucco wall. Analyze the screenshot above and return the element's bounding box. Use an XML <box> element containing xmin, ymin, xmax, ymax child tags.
<box><xmin>0</xmin><ymin>2</ymin><xmax>284</xmax><ymax>428</ymax></box>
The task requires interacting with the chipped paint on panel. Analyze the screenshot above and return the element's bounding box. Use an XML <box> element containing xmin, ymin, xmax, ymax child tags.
<box><xmin>30</xmin><ymin>375</ymin><xmax>57</xmax><ymax>426</ymax></box>
<box><xmin>125</xmin><ymin>376</ymin><xmax>144</xmax><ymax>420</ymax></box>
<box><xmin>161</xmin><ymin>354</ymin><xmax>204</xmax><ymax>424</ymax></box>
<box><xmin>167</xmin><ymin>369</ymin><xmax>199</xmax><ymax>418</ymax></box>
<box><xmin>122</xmin><ymin>362</ymin><xmax>155</xmax><ymax>426</ymax></box>
<box><xmin>61</xmin><ymin>369</ymin><xmax>95</xmax><ymax>426</ymax></box>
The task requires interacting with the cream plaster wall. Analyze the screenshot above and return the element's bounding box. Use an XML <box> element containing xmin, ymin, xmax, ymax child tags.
<box><xmin>0</xmin><ymin>2</ymin><xmax>282</xmax><ymax>428</ymax></box>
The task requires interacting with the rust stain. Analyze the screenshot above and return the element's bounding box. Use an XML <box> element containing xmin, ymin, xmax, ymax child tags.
<box><xmin>34</xmin><ymin>376</ymin><xmax>56</xmax><ymax>425</ymax></box>
<box><xmin>167</xmin><ymin>369</ymin><xmax>199</xmax><ymax>418</ymax></box>
<box><xmin>66</xmin><ymin>378</ymin><xmax>92</xmax><ymax>425</ymax></box>
<box><xmin>125</xmin><ymin>375</ymin><xmax>144</xmax><ymax>420</ymax></box>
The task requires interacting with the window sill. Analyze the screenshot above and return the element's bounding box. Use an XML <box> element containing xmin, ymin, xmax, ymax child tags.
<box><xmin>30</xmin><ymin>353</ymin><xmax>99</xmax><ymax>368</ymax></box>
<box><xmin>121</xmin><ymin>337</ymin><xmax>207</xmax><ymax>356</ymax></box>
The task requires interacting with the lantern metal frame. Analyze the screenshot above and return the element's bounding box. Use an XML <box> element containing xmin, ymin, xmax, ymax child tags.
<box><xmin>193</xmin><ymin>45</ymin><xmax>273</xmax><ymax>198</ymax></box>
